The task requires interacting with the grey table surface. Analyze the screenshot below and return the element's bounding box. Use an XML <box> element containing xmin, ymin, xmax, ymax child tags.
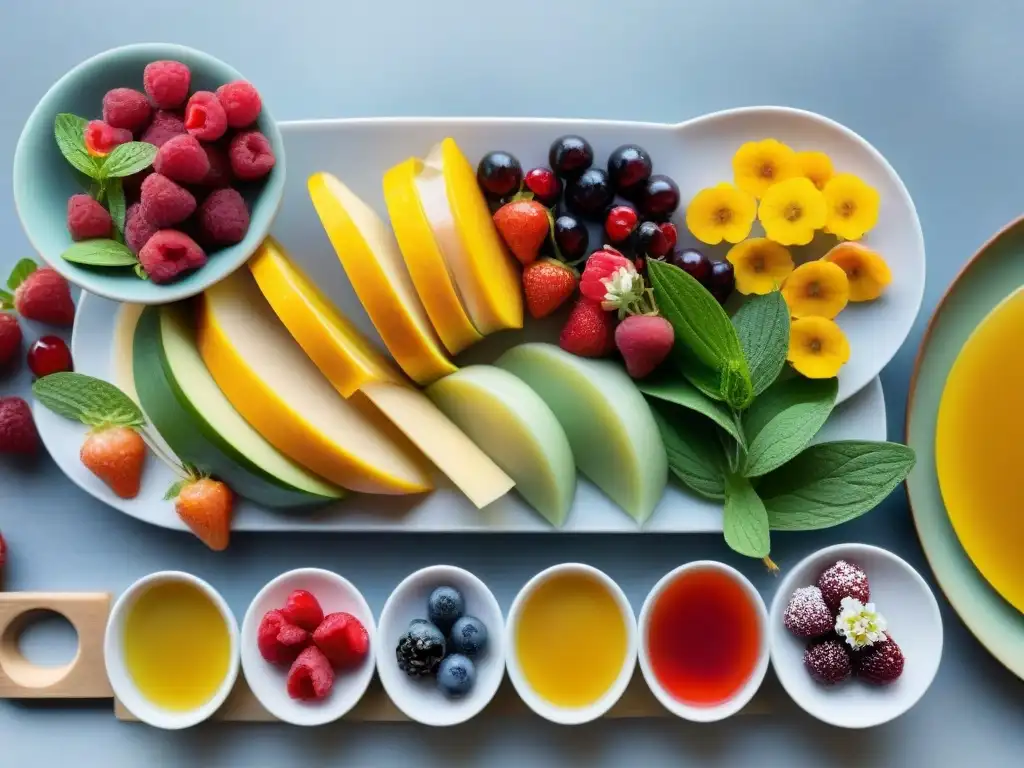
<box><xmin>2</xmin><ymin>0</ymin><xmax>1023</xmax><ymax>765</ymax></box>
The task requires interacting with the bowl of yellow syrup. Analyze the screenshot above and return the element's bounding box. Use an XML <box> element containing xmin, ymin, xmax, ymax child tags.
<box><xmin>104</xmin><ymin>571</ymin><xmax>240</xmax><ymax>729</ymax></box>
<box><xmin>506</xmin><ymin>564</ymin><xmax>637</xmax><ymax>725</ymax></box>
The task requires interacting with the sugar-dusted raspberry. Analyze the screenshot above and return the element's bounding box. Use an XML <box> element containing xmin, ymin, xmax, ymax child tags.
<box><xmin>140</xmin><ymin>109</ymin><xmax>186</xmax><ymax>148</ymax></box>
<box><xmin>257</xmin><ymin>609</ymin><xmax>311</xmax><ymax>665</ymax></box>
<box><xmin>124</xmin><ymin>203</ymin><xmax>158</xmax><ymax>254</ymax></box>
<box><xmin>66</xmin><ymin>194</ymin><xmax>112</xmax><ymax>240</ymax></box>
<box><xmin>783</xmin><ymin>586</ymin><xmax>833</xmax><ymax>639</ymax></box>
<box><xmin>154</xmin><ymin>134</ymin><xmax>210</xmax><ymax>185</ymax></box>
<box><xmin>803</xmin><ymin>638</ymin><xmax>852</xmax><ymax>685</ymax></box>
<box><xmin>138</xmin><ymin>229</ymin><xmax>206</xmax><ymax>284</ymax></box>
<box><xmin>143</xmin><ymin>60</ymin><xmax>191</xmax><ymax>109</ymax></box>
<box><xmin>140</xmin><ymin>173</ymin><xmax>196</xmax><ymax>227</ymax></box>
<box><xmin>198</xmin><ymin>188</ymin><xmax>250</xmax><ymax>246</ymax></box>
<box><xmin>83</xmin><ymin>120</ymin><xmax>133</xmax><ymax>157</ymax></box>
<box><xmin>281</xmin><ymin>590</ymin><xmax>324</xmax><ymax>633</ymax></box>
<box><xmin>313</xmin><ymin>612</ymin><xmax>370</xmax><ymax>669</ymax></box>
<box><xmin>200</xmin><ymin>143</ymin><xmax>232</xmax><ymax>187</ymax></box>
<box><xmin>286</xmin><ymin>646</ymin><xmax>335</xmax><ymax>701</ymax></box>
<box><xmin>817</xmin><ymin>560</ymin><xmax>870</xmax><ymax>613</ymax></box>
<box><xmin>855</xmin><ymin>637</ymin><xmax>905</xmax><ymax>685</ymax></box>
<box><xmin>216</xmin><ymin>80</ymin><xmax>262</xmax><ymax>128</ymax></box>
<box><xmin>184</xmin><ymin>91</ymin><xmax>228</xmax><ymax>142</ymax></box>
<box><xmin>229</xmin><ymin>130</ymin><xmax>276</xmax><ymax>181</ymax></box>
<box><xmin>102</xmin><ymin>88</ymin><xmax>152</xmax><ymax>133</ymax></box>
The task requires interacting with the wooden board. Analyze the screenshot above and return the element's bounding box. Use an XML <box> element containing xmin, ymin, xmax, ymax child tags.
<box><xmin>0</xmin><ymin>592</ymin><xmax>776</xmax><ymax>722</ymax></box>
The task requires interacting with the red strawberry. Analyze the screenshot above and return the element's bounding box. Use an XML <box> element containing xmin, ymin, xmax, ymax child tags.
<box><xmin>614</xmin><ymin>315</ymin><xmax>675</xmax><ymax>379</ymax></box>
<box><xmin>80</xmin><ymin>426</ymin><xmax>146</xmax><ymax>498</ymax></box>
<box><xmin>257</xmin><ymin>609</ymin><xmax>311</xmax><ymax>665</ymax></box>
<box><xmin>522</xmin><ymin>258</ymin><xmax>578</xmax><ymax>318</ymax></box>
<box><xmin>286</xmin><ymin>646</ymin><xmax>335</xmax><ymax>701</ymax></box>
<box><xmin>282</xmin><ymin>590</ymin><xmax>324</xmax><ymax>633</ymax></box>
<box><xmin>0</xmin><ymin>314</ymin><xmax>22</xmax><ymax>367</ymax></box>
<box><xmin>314</xmin><ymin>611</ymin><xmax>370</xmax><ymax>669</ymax></box>
<box><xmin>493</xmin><ymin>200</ymin><xmax>549</xmax><ymax>265</ymax></box>
<box><xmin>559</xmin><ymin>298</ymin><xmax>616</xmax><ymax>358</ymax></box>
<box><xmin>171</xmin><ymin>476</ymin><xmax>233</xmax><ymax>551</ymax></box>
<box><xmin>0</xmin><ymin>397</ymin><xmax>39</xmax><ymax>455</ymax></box>
<box><xmin>13</xmin><ymin>268</ymin><xmax>75</xmax><ymax>327</ymax></box>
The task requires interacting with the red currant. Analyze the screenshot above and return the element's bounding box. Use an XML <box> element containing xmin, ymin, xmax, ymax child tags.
<box><xmin>659</xmin><ymin>222</ymin><xmax>678</xmax><ymax>250</ymax></box>
<box><xmin>523</xmin><ymin>167</ymin><xmax>562</xmax><ymax>207</ymax></box>
<box><xmin>27</xmin><ymin>335</ymin><xmax>73</xmax><ymax>377</ymax></box>
<box><xmin>605</xmin><ymin>205</ymin><xmax>639</xmax><ymax>244</ymax></box>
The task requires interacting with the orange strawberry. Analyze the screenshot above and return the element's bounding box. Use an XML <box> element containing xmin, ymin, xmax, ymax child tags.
<box><xmin>522</xmin><ymin>258</ymin><xmax>578</xmax><ymax>318</ymax></box>
<box><xmin>79</xmin><ymin>426</ymin><xmax>146</xmax><ymax>499</ymax></box>
<box><xmin>169</xmin><ymin>476</ymin><xmax>233</xmax><ymax>551</ymax></box>
<box><xmin>493</xmin><ymin>200</ymin><xmax>549</xmax><ymax>265</ymax></box>
<box><xmin>559</xmin><ymin>297</ymin><xmax>616</xmax><ymax>358</ymax></box>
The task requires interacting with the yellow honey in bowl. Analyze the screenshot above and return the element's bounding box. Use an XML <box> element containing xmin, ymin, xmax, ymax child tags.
<box><xmin>515</xmin><ymin>571</ymin><xmax>627</xmax><ymax>708</ymax></box>
<box><xmin>936</xmin><ymin>288</ymin><xmax>1024</xmax><ymax>614</ymax></box>
<box><xmin>123</xmin><ymin>580</ymin><xmax>231</xmax><ymax>711</ymax></box>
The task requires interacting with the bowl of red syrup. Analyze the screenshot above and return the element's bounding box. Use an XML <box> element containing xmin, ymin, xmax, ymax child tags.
<box><xmin>638</xmin><ymin>561</ymin><xmax>769</xmax><ymax>721</ymax></box>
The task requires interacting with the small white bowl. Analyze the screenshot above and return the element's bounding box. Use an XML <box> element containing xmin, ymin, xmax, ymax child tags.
<box><xmin>376</xmin><ymin>565</ymin><xmax>504</xmax><ymax>726</ymax></box>
<box><xmin>768</xmin><ymin>543</ymin><xmax>943</xmax><ymax>729</ymax></box>
<box><xmin>505</xmin><ymin>563</ymin><xmax>637</xmax><ymax>725</ymax></box>
<box><xmin>104</xmin><ymin>571</ymin><xmax>240</xmax><ymax>729</ymax></box>
<box><xmin>637</xmin><ymin>561</ymin><xmax>769</xmax><ymax>722</ymax></box>
<box><xmin>240</xmin><ymin>568</ymin><xmax>376</xmax><ymax>726</ymax></box>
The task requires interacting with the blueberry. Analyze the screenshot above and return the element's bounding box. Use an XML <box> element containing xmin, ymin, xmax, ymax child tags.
<box><xmin>427</xmin><ymin>586</ymin><xmax>465</xmax><ymax>633</ymax></box>
<box><xmin>565</xmin><ymin>168</ymin><xmax>614</xmax><ymax>220</ymax></box>
<box><xmin>449</xmin><ymin>615</ymin><xmax>488</xmax><ymax>657</ymax></box>
<box><xmin>607</xmin><ymin>144</ymin><xmax>653</xmax><ymax>193</ymax></box>
<box><xmin>436</xmin><ymin>653</ymin><xmax>476</xmax><ymax>697</ymax></box>
<box><xmin>638</xmin><ymin>174</ymin><xmax>681</xmax><ymax>220</ymax></box>
<box><xmin>553</xmin><ymin>214</ymin><xmax>589</xmax><ymax>260</ymax></box>
<box><xmin>396</xmin><ymin>621</ymin><xmax>446</xmax><ymax>678</ymax></box>
<box><xmin>477</xmin><ymin>151</ymin><xmax>523</xmax><ymax>199</ymax></box>
<box><xmin>549</xmin><ymin>135</ymin><xmax>594</xmax><ymax>178</ymax></box>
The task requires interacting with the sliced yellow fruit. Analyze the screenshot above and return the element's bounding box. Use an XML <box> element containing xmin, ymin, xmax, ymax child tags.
<box><xmin>308</xmin><ymin>171</ymin><xmax>456</xmax><ymax>385</ymax></box>
<box><xmin>439</xmin><ymin>138</ymin><xmax>523</xmax><ymax>334</ymax></box>
<box><xmin>197</xmin><ymin>269</ymin><xmax>433</xmax><ymax>495</ymax></box>
<box><xmin>383</xmin><ymin>158</ymin><xmax>482</xmax><ymax>355</ymax></box>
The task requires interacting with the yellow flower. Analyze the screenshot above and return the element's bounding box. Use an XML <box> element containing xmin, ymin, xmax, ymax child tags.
<box><xmin>758</xmin><ymin>177</ymin><xmax>827</xmax><ymax>246</ymax></box>
<box><xmin>788</xmin><ymin>317</ymin><xmax>851</xmax><ymax>379</ymax></box>
<box><xmin>823</xmin><ymin>242</ymin><xmax>892</xmax><ymax>301</ymax></box>
<box><xmin>782</xmin><ymin>261</ymin><xmax>850</xmax><ymax>319</ymax></box>
<box><xmin>794</xmin><ymin>151</ymin><xmax>834</xmax><ymax>190</ymax></box>
<box><xmin>726</xmin><ymin>238</ymin><xmax>794</xmax><ymax>295</ymax></box>
<box><xmin>685</xmin><ymin>183</ymin><xmax>757</xmax><ymax>245</ymax></box>
<box><xmin>823</xmin><ymin>173</ymin><xmax>880</xmax><ymax>240</ymax></box>
<box><xmin>732</xmin><ymin>139</ymin><xmax>799</xmax><ymax>198</ymax></box>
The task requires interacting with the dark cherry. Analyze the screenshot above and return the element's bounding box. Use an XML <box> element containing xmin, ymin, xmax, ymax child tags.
<box><xmin>607</xmin><ymin>144</ymin><xmax>653</xmax><ymax>192</ymax></box>
<box><xmin>707</xmin><ymin>260</ymin><xmax>736</xmax><ymax>303</ymax></box>
<box><xmin>668</xmin><ymin>247</ymin><xmax>711</xmax><ymax>284</ymax></box>
<box><xmin>476</xmin><ymin>151</ymin><xmax>523</xmax><ymax>199</ymax></box>
<box><xmin>636</xmin><ymin>221</ymin><xmax>670</xmax><ymax>258</ymax></box>
<box><xmin>549</xmin><ymin>135</ymin><xmax>594</xmax><ymax>178</ymax></box>
<box><xmin>565</xmin><ymin>168</ymin><xmax>614</xmax><ymax>220</ymax></box>
<box><xmin>523</xmin><ymin>167</ymin><xmax>562</xmax><ymax>208</ymax></box>
<box><xmin>638</xmin><ymin>174</ymin><xmax>681</xmax><ymax>220</ymax></box>
<box><xmin>27</xmin><ymin>335</ymin><xmax>73</xmax><ymax>377</ymax></box>
<box><xmin>553</xmin><ymin>214</ymin><xmax>589</xmax><ymax>260</ymax></box>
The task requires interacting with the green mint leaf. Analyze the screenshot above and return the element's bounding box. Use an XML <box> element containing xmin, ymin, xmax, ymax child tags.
<box><xmin>759</xmin><ymin>441</ymin><xmax>916</xmax><ymax>530</ymax></box>
<box><xmin>721</xmin><ymin>357</ymin><xmax>754</xmax><ymax>410</ymax></box>
<box><xmin>641</xmin><ymin>374</ymin><xmax>744</xmax><ymax>447</ymax></box>
<box><xmin>106</xmin><ymin>178</ymin><xmax>126</xmax><ymax>236</ymax></box>
<box><xmin>54</xmin><ymin>113</ymin><xmax>100</xmax><ymax>179</ymax></box>
<box><xmin>723</xmin><ymin>473</ymin><xmax>771</xmax><ymax>558</ymax></box>
<box><xmin>163</xmin><ymin>479</ymin><xmax>186</xmax><ymax>501</ymax></box>
<box><xmin>134</xmin><ymin>262</ymin><xmax>149</xmax><ymax>280</ymax></box>
<box><xmin>99</xmin><ymin>142</ymin><xmax>157</xmax><ymax>179</ymax></box>
<box><xmin>6</xmin><ymin>258</ymin><xmax>37</xmax><ymax>291</ymax></box>
<box><xmin>0</xmin><ymin>289</ymin><xmax>13</xmax><ymax>309</ymax></box>
<box><xmin>61</xmin><ymin>239</ymin><xmax>138</xmax><ymax>268</ymax></box>
<box><xmin>651</xmin><ymin>404</ymin><xmax>727</xmax><ymax>499</ymax></box>
<box><xmin>732</xmin><ymin>291</ymin><xmax>790</xmax><ymax>397</ymax></box>
<box><xmin>742</xmin><ymin>376</ymin><xmax>837</xmax><ymax>477</ymax></box>
<box><xmin>33</xmin><ymin>372</ymin><xmax>145</xmax><ymax>428</ymax></box>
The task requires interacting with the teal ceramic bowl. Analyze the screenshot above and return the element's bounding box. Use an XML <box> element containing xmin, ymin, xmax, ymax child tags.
<box><xmin>13</xmin><ymin>43</ymin><xmax>285</xmax><ymax>304</ymax></box>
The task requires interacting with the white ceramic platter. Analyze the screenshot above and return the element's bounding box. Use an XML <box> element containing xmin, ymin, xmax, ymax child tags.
<box><xmin>40</xmin><ymin>110</ymin><xmax>902</xmax><ymax>533</ymax></box>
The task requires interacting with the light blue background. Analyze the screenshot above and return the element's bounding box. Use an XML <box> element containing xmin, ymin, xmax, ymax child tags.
<box><xmin>2</xmin><ymin>1</ymin><xmax>1023</xmax><ymax>765</ymax></box>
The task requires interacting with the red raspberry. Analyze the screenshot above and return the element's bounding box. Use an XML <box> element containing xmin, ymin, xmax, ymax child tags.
<box><xmin>257</xmin><ymin>609</ymin><xmax>311</xmax><ymax>665</ymax></box>
<box><xmin>0</xmin><ymin>313</ymin><xmax>22</xmax><ymax>367</ymax></box>
<box><xmin>0</xmin><ymin>397</ymin><xmax>39</xmax><ymax>455</ymax></box>
<box><xmin>803</xmin><ymin>638</ymin><xmax>852</xmax><ymax>685</ymax></box>
<box><xmin>154</xmin><ymin>134</ymin><xmax>210</xmax><ymax>185</ymax></box>
<box><xmin>817</xmin><ymin>560</ymin><xmax>870</xmax><ymax>613</ymax></box>
<box><xmin>198</xmin><ymin>188</ymin><xmax>250</xmax><ymax>246</ymax></box>
<box><xmin>200</xmin><ymin>144</ymin><xmax>232</xmax><ymax>187</ymax></box>
<box><xmin>102</xmin><ymin>88</ymin><xmax>152</xmax><ymax>133</ymax></box>
<box><xmin>281</xmin><ymin>589</ymin><xmax>324</xmax><ymax>632</ymax></box>
<box><xmin>140</xmin><ymin>173</ymin><xmax>196</xmax><ymax>227</ymax></box>
<box><xmin>855</xmin><ymin>638</ymin><xmax>905</xmax><ymax>685</ymax></box>
<box><xmin>783</xmin><ymin>586</ymin><xmax>835</xmax><ymax>639</ymax></box>
<box><xmin>605</xmin><ymin>205</ymin><xmax>639</xmax><ymax>244</ymax></box>
<box><xmin>67</xmin><ymin>194</ymin><xmax>112</xmax><ymax>240</ymax></box>
<box><xmin>138</xmin><ymin>230</ymin><xmax>206</xmax><ymax>284</ymax></box>
<box><xmin>13</xmin><ymin>268</ymin><xmax>75</xmax><ymax>326</ymax></box>
<box><xmin>184</xmin><ymin>91</ymin><xmax>228</xmax><ymax>142</ymax></box>
<box><xmin>125</xmin><ymin>203</ymin><xmax>158</xmax><ymax>254</ymax></box>
<box><xmin>659</xmin><ymin>222</ymin><xmax>678</xmax><ymax>250</ymax></box>
<box><xmin>143</xmin><ymin>60</ymin><xmax>191</xmax><ymax>109</ymax></box>
<box><xmin>313</xmin><ymin>612</ymin><xmax>370</xmax><ymax>669</ymax></box>
<box><xmin>286</xmin><ymin>646</ymin><xmax>335</xmax><ymax>701</ymax></box>
<box><xmin>229</xmin><ymin>131</ymin><xmax>276</xmax><ymax>181</ymax></box>
<box><xmin>216</xmin><ymin>80</ymin><xmax>262</xmax><ymax>128</ymax></box>
<box><xmin>140</xmin><ymin>110</ymin><xmax>186</xmax><ymax>148</ymax></box>
<box><xmin>83</xmin><ymin>120</ymin><xmax>132</xmax><ymax>157</ymax></box>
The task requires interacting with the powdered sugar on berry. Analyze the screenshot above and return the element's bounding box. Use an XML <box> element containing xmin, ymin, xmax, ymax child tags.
<box><xmin>783</xmin><ymin>585</ymin><xmax>833</xmax><ymax>638</ymax></box>
<box><xmin>834</xmin><ymin>596</ymin><xmax>887</xmax><ymax>649</ymax></box>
